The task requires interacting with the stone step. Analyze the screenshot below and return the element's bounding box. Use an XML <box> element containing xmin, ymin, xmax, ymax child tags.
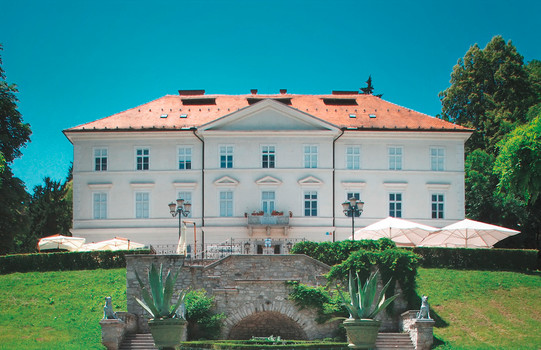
<box><xmin>375</xmin><ymin>333</ymin><xmax>415</xmax><ymax>349</ymax></box>
<box><xmin>119</xmin><ymin>332</ymin><xmax>414</xmax><ymax>350</ymax></box>
<box><xmin>119</xmin><ymin>333</ymin><xmax>157</xmax><ymax>350</ymax></box>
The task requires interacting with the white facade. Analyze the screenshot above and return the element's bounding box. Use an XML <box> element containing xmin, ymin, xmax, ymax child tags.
<box><xmin>65</xmin><ymin>94</ymin><xmax>471</xmax><ymax>252</ymax></box>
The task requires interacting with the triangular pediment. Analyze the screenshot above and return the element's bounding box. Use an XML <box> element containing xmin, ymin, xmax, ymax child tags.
<box><xmin>199</xmin><ymin>99</ymin><xmax>339</xmax><ymax>132</ymax></box>
<box><xmin>214</xmin><ymin>176</ymin><xmax>239</xmax><ymax>187</ymax></box>
<box><xmin>255</xmin><ymin>176</ymin><xmax>282</xmax><ymax>186</ymax></box>
<box><xmin>298</xmin><ymin>176</ymin><xmax>323</xmax><ymax>186</ymax></box>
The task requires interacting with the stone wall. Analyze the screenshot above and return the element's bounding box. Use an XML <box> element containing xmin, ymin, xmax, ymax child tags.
<box><xmin>125</xmin><ymin>254</ymin><xmax>407</xmax><ymax>339</ymax></box>
<box><xmin>126</xmin><ymin>254</ymin><xmax>337</xmax><ymax>339</ymax></box>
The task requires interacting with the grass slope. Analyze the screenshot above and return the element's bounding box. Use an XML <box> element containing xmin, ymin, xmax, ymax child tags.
<box><xmin>416</xmin><ymin>268</ymin><xmax>541</xmax><ymax>349</ymax></box>
<box><xmin>0</xmin><ymin>268</ymin><xmax>539</xmax><ymax>349</ymax></box>
<box><xmin>0</xmin><ymin>269</ymin><xmax>126</xmax><ymax>350</ymax></box>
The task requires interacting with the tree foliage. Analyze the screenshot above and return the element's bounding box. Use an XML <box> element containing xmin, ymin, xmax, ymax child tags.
<box><xmin>0</xmin><ymin>168</ymin><xmax>30</xmax><ymax>254</ymax></box>
<box><xmin>439</xmin><ymin>36</ymin><xmax>536</xmax><ymax>153</ymax></box>
<box><xmin>0</xmin><ymin>44</ymin><xmax>31</xmax><ymax>166</ymax></box>
<box><xmin>26</xmin><ymin>177</ymin><xmax>72</xmax><ymax>247</ymax></box>
<box><xmin>495</xmin><ymin>115</ymin><xmax>541</xmax><ymax>204</ymax></box>
<box><xmin>360</xmin><ymin>75</ymin><xmax>383</xmax><ymax>98</ymax></box>
<box><xmin>440</xmin><ymin>35</ymin><xmax>541</xmax><ymax>248</ymax></box>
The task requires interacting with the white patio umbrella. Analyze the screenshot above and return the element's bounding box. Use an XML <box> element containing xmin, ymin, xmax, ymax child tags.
<box><xmin>78</xmin><ymin>237</ymin><xmax>145</xmax><ymax>251</ymax></box>
<box><xmin>38</xmin><ymin>235</ymin><xmax>86</xmax><ymax>252</ymax></box>
<box><xmin>350</xmin><ymin>217</ymin><xmax>439</xmax><ymax>247</ymax></box>
<box><xmin>419</xmin><ymin>219</ymin><xmax>520</xmax><ymax>248</ymax></box>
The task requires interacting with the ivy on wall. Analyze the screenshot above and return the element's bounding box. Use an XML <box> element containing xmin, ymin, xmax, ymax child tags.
<box><xmin>290</xmin><ymin>239</ymin><xmax>420</xmax><ymax>308</ymax></box>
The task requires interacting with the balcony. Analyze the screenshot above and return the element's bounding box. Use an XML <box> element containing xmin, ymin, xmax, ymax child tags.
<box><xmin>246</xmin><ymin>211</ymin><xmax>291</xmax><ymax>236</ymax></box>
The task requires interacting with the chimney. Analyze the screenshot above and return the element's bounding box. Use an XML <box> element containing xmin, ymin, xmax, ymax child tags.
<box><xmin>251</xmin><ymin>89</ymin><xmax>258</xmax><ymax>95</ymax></box>
<box><xmin>178</xmin><ymin>90</ymin><xmax>205</xmax><ymax>96</ymax></box>
<box><xmin>280</xmin><ymin>89</ymin><xmax>287</xmax><ymax>95</ymax></box>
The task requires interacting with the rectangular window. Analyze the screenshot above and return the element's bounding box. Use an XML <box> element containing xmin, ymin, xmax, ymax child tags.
<box><xmin>388</xmin><ymin>146</ymin><xmax>403</xmax><ymax>170</ymax></box>
<box><xmin>346</xmin><ymin>146</ymin><xmax>360</xmax><ymax>170</ymax></box>
<box><xmin>431</xmin><ymin>194</ymin><xmax>444</xmax><ymax>219</ymax></box>
<box><xmin>178</xmin><ymin>147</ymin><xmax>192</xmax><ymax>170</ymax></box>
<box><xmin>389</xmin><ymin>193</ymin><xmax>402</xmax><ymax>218</ymax></box>
<box><xmin>304</xmin><ymin>191</ymin><xmax>318</xmax><ymax>216</ymax></box>
<box><xmin>430</xmin><ymin>147</ymin><xmax>445</xmax><ymax>171</ymax></box>
<box><xmin>261</xmin><ymin>191</ymin><xmax>275</xmax><ymax>214</ymax></box>
<box><xmin>136</xmin><ymin>148</ymin><xmax>150</xmax><ymax>170</ymax></box>
<box><xmin>178</xmin><ymin>191</ymin><xmax>192</xmax><ymax>218</ymax></box>
<box><xmin>220</xmin><ymin>191</ymin><xmax>233</xmax><ymax>217</ymax></box>
<box><xmin>262</xmin><ymin>145</ymin><xmax>275</xmax><ymax>168</ymax></box>
<box><xmin>94</xmin><ymin>148</ymin><xmax>108</xmax><ymax>171</ymax></box>
<box><xmin>135</xmin><ymin>192</ymin><xmax>150</xmax><ymax>218</ymax></box>
<box><xmin>93</xmin><ymin>193</ymin><xmax>107</xmax><ymax>219</ymax></box>
<box><xmin>220</xmin><ymin>145</ymin><xmax>233</xmax><ymax>169</ymax></box>
<box><xmin>346</xmin><ymin>192</ymin><xmax>360</xmax><ymax>201</ymax></box>
<box><xmin>304</xmin><ymin>145</ymin><xmax>318</xmax><ymax>168</ymax></box>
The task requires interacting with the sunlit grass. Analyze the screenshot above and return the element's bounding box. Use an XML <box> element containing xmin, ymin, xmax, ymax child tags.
<box><xmin>416</xmin><ymin>268</ymin><xmax>541</xmax><ymax>349</ymax></box>
<box><xmin>0</xmin><ymin>267</ymin><xmax>539</xmax><ymax>349</ymax></box>
<box><xmin>0</xmin><ymin>269</ymin><xmax>126</xmax><ymax>349</ymax></box>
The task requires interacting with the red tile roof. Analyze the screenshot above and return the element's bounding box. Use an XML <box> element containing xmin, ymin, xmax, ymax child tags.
<box><xmin>64</xmin><ymin>93</ymin><xmax>471</xmax><ymax>133</ymax></box>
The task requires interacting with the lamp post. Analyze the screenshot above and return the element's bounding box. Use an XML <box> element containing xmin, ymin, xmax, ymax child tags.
<box><xmin>168</xmin><ymin>198</ymin><xmax>191</xmax><ymax>240</ymax></box>
<box><xmin>342</xmin><ymin>197</ymin><xmax>364</xmax><ymax>240</ymax></box>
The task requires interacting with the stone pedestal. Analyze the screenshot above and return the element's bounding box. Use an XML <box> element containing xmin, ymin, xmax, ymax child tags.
<box><xmin>99</xmin><ymin>319</ymin><xmax>126</xmax><ymax>350</ymax></box>
<box><xmin>400</xmin><ymin>310</ymin><xmax>435</xmax><ymax>350</ymax></box>
<box><xmin>117</xmin><ymin>312</ymin><xmax>138</xmax><ymax>334</ymax></box>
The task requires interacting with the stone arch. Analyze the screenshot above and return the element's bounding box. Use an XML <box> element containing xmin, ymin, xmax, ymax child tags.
<box><xmin>228</xmin><ymin>311</ymin><xmax>307</xmax><ymax>340</ymax></box>
<box><xmin>223</xmin><ymin>301</ymin><xmax>313</xmax><ymax>340</ymax></box>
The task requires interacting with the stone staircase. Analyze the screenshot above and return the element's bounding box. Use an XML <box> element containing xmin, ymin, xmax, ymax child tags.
<box><xmin>375</xmin><ymin>332</ymin><xmax>415</xmax><ymax>349</ymax></box>
<box><xmin>118</xmin><ymin>333</ymin><xmax>414</xmax><ymax>350</ymax></box>
<box><xmin>119</xmin><ymin>333</ymin><xmax>157</xmax><ymax>350</ymax></box>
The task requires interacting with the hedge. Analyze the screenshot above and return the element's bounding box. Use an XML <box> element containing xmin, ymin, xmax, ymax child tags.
<box><xmin>0</xmin><ymin>249</ymin><xmax>151</xmax><ymax>274</ymax></box>
<box><xmin>409</xmin><ymin>247</ymin><xmax>539</xmax><ymax>271</ymax></box>
<box><xmin>180</xmin><ymin>340</ymin><xmax>348</xmax><ymax>350</ymax></box>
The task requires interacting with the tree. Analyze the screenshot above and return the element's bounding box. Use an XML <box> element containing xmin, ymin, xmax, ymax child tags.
<box><xmin>0</xmin><ymin>44</ymin><xmax>32</xmax><ymax>254</ymax></box>
<box><xmin>0</xmin><ymin>44</ymin><xmax>32</xmax><ymax>167</ymax></box>
<box><xmin>360</xmin><ymin>75</ymin><xmax>383</xmax><ymax>98</ymax></box>
<box><xmin>25</xmin><ymin>177</ymin><xmax>72</xmax><ymax>250</ymax></box>
<box><xmin>0</xmin><ymin>169</ymin><xmax>30</xmax><ymax>254</ymax></box>
<box><xmin>495</xmin><ymin>115</ymin><xmax>541</xmax><ymax>205</ymax></box>
<box><xmin>439</xmin><ymin>36</ymin><xmax>536</xmax><ymax>153</ymax></box>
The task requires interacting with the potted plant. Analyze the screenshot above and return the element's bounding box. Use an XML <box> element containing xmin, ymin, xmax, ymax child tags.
<box><xmin>337</xmin><ymin>270</ymin><xmax>398</xmax><ymax>349</ymax></box>
<box><xmin>134</xmin><ymin>263</ymin><xmax>188</xmax><ymax>350</ymax></box>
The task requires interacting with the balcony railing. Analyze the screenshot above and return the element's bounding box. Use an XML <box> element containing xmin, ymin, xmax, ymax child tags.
<box><xmin>247</xmin><ymin>212</ymin><xmax>290</xmax><ymax>226</ymax></box>
<box><xmin>151</xmin><ymin>237</ymin><xmax>305</xmax><ymax>262</ymax></box>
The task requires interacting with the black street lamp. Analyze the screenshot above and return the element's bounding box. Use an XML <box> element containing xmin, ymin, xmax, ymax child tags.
<box><xmin>168</xmin><ymin>199</ymin><xmax>191</xmax><ymax>240</ymax></box>
<box><xmin>342</xmin><ymin>197</ymin><xmax>364</xmax><ymax>240</ymax></box>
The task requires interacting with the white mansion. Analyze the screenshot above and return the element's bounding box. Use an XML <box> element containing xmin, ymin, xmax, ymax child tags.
<box><xmin>64</xmin><ymin>90</ymin><xmax>471</xmax><ymax>254</ymax></box>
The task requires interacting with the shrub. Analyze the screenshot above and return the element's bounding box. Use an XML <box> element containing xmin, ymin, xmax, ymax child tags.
<box><xmin>185</xmin><ymin>289</ymin><xmax>226</xmax><ymax>340</ymax></box>
<box><xmin>328</xmin><ymin>248</ymin><xmax>419</xmax><ymax>307</ymax></box>
<box><xmin>290</xmin><ymin>238</ymin><xmax>396</xmax><ymax>266</ymax></box>
<box><xmin>410</xmin><ymin>247</ymin><xmax>538</xmax><ymax>271</ymax></box>
<box><xmin>0</xmin><ymin>249</ymin><xmax>150</xmax><ymax>274</ymax></box>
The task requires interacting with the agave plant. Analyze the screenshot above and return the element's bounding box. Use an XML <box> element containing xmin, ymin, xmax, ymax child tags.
<box><xmin>134</xmin><ymin>263</ymin><xmax>187</xmax><ymax>319</ymax></box>
<box><xmin>338</xmin><ymin>269</ymin><xmax>398</xmax><ymax>319</ymax></box>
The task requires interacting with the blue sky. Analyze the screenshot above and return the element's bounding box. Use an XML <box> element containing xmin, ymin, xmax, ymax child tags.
<box><xmin>1</xmin><ymin>0</ymin><xmax>540</xmax><ymax>191</ymax></box>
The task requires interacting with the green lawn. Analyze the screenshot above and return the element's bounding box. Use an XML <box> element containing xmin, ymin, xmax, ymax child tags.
<box><xmin>0</xmin><ymin>268</ymin><xmax>539</xmax><ymax>349</ymax></box>
<box><xmin>0</xmin><ymin>269</ymin><xmax>126</xmax><ymax>350</ymax></box>
<box><xmin>416</xmin><ymin>268</ymin><xmax>541</xmax><ymax>349</ymax></box>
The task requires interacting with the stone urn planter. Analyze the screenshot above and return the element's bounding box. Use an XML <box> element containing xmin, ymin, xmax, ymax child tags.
<box><xmin>148</xmin><ymin>318</ymin><xmax>186</xmax><ymax>349</ymax></box>
<box><xmin>342</xmin><ymin>319</ymin><xmax>381</xmax><ymax>349</ymax></box>
<box><xmin>134</xmin><ymin>263</ymin><xmax>188</xmax><ymax>350</ymax></box>
<box><xmin>338</xmin><ymin>270</ymin><xmax>398</xmax><ymax>349</ymax></box>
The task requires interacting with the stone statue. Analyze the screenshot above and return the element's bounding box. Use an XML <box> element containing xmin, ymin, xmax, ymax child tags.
<box><xmin>103</xmin><ymin>296</ymin><xmax>118</xmax><ymax>319</ymax></box>
<box><xmin>417</xmin><ymin>295</ymin><xmax>431</xmax><ymax>319</ymax></box>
